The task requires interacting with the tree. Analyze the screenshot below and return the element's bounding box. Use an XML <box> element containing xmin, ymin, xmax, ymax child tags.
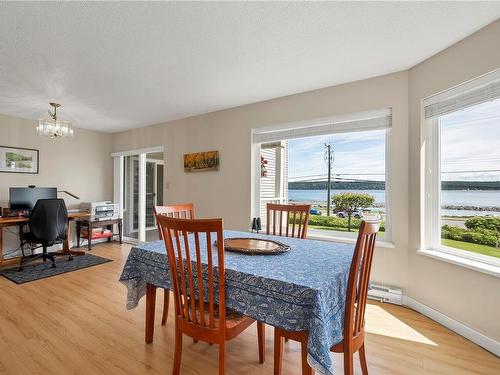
<box><xmin>332</xmin><ymin>192</ymin><xmax>375</xmax><ymax>231</ymax></box>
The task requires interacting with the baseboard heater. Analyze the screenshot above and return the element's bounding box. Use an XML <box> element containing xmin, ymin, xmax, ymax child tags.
<box><xmin>367</xmin><ymin>283</ymin><xmax>404</xmax><ymax>306</ymax></box>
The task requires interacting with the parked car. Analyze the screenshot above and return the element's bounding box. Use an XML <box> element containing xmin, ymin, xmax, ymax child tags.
<box><xmin>309</xmin><ymin>208</ymin><xmax>321</xmax><ymax>215</ymax></box>
<box><xmin>336</xmin><ymin>210</ymin><xmax>363</xmax><ymax>219</ymax></box>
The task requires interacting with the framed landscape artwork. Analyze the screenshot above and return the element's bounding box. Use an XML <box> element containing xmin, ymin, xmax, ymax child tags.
<box><xmin>184</xmin><ymin>150</ymin><xmax>219</xmax><ymax>172</ymax></box>
<box><xmin>0</xmin><ymin>146</ymin><xmax>39</xmax><ymax>174</ymax></box>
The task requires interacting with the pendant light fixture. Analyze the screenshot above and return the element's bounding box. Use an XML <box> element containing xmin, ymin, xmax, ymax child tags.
<box><xmin>37</xmin><ymin>102</ymin><xmax>74</xmax><ymax>138</ymax></box>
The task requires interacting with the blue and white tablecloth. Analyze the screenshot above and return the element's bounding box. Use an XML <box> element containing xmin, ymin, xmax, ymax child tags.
<box><xmin>119</xmin><ymin>230</ymin><xmax>354</xmax><ymax>375</ymax></box>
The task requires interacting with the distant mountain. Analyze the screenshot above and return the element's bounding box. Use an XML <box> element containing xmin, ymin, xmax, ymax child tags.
<box><xmin>289</xmin><ymin>181</ymin><xmax>385</xmax><ymax>190</ymax></box>
<box><xmin>441</xmin><ymin>181</ymin><xmax>500</xmax><ymax>190</ymax></box>
<box><xmin>288</xmin><ymin>180</ymin><xmax>500</xmax><ymax>190</ymax></box>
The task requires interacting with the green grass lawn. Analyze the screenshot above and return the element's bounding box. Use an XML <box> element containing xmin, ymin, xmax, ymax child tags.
<box><xmin>442</xmin><ymin>239</ymin><xmax>500</xmax><ymax>259</ymax></box>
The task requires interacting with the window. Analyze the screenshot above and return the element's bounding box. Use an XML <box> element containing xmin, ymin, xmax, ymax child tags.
<box><xmin>422</xmin><ymin>69</ymin><xmax>500</xmax><ymax>266</ymax></box>
<box><xmin>253</xmin><ymin>109</ymin><xmax>391</xmax><ymax>242</ymax></box>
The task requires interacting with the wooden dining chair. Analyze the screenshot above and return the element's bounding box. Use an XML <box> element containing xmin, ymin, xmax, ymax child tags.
<box><xmin>266</xmin><ymin>203</ymin><xmax>311</xmax><ymax>239</ymax></box>
<box><xmin>274</xmin><ymin>219</ymin><xmax>382</xmax><ymax>375</ymax></box>
<box><xmin>266</xmin><ymin>203</ymin><xmax>312</xmax><ymax>343</ymax></box>
<box><xmin>157</xmin><ymin>215</ymin><xmax>265</xmax><ymax>375</ymax></box>
<box><xmin>153</xmin><ymin>204</ymin><xmax>195</xmax><ymax>326</ymax></box>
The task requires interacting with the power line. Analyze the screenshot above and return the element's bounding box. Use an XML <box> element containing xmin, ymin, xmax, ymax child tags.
<box><xmin>289</xmin><ymin>169</ymin><xmax>500</xmax><ymax>181</ymax></box>
<box><xmin>441</xmin><ymin>169</ymin><xmax>500</xmax><ymax>174</ymax></box>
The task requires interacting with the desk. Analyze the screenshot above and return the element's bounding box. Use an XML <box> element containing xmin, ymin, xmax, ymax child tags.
<box><xmin>0</xmin><ymin>211</ymin><xmax>90</xmax><ymax>267</ymax></box>
<box><xmin>119</xmin><ymin>230</ymin><xmax>355</xmax><ymax>375</ymax></box>
<box><xmin>76</xmin><ymin>218</ymin><xmax>123</xmax><ymax>251</ymax></box>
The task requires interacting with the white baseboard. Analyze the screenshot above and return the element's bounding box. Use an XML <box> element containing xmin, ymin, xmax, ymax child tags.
<box><xmin>406</xmin><ymin>297</ymin><xmax>500</xmax><ymax>356</ymax></box>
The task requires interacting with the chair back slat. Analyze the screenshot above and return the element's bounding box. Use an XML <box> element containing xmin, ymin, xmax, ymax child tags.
<box><xmin>158</xmin><ymin>216</ymin><xmax>225</xmax><ymax>335</ymax></box>
<box><xmin>154</xmin><ymin>204</ymin><xmax>195</xmax><ymax>239</ymax></box>
<box><xmin>343</xmin><ymin>219</ymin><xmax>381</xmax><ymax>342</ymax></box>
<box><xmin>182</xmin><ymin>230</ymin><xmax>198</xmax><ymax>323</ymax></box>
<box><xmin>193</xmin><ymin>232</ymin><xmax>206</xmax><ymax>327</ymax></box>
<box><xmin>206</xmin><ymin>231</ymin><xmax>215</xmax><ymax>328</ymax></box>
<box><xmin>266</xmin><ymin>203</ymin><xmax>311</xmax><ymax>239</ymax></box>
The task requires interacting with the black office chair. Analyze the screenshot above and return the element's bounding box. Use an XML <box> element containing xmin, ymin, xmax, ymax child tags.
<box><xmin>18</xmin><ymin>199</ymin><xmax>71</xmax><ymax>271</ymax></box>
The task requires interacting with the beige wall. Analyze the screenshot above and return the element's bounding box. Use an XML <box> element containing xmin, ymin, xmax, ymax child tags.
<box><xmin>113</xmin><ymin>20</ymin><xmax>500</xmax><ymax>344</ymax></box>
<box><xmin>0</xmin><ymin>113</ymin><xmax>113</xmax><ymax>252</ymax></box>
<box><xmin>408</xmin><ymin>20</ymin><xmax>500</xmax><ymax>340</ymax></box>
<box><xmin>113</xmin><ymin>71</ymin><xmax>410</xmax><ymax>290</ymax></box>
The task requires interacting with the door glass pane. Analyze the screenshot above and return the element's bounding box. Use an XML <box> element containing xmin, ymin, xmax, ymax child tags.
<box><xmin>145</xmin><ymin>152</ymin><xmax>164</xmax><ymax>242</ymax></box>
<box><xmin>157</xmin><ymin>164</ymin><xmax>164</xmax><ymax>205</ymax></box>
<box><xmin>123</xmin><ymin>155</ymin><xmax>139</xmax><ymax>239</ymax></box>
<box><xmin>146</xmin><ymin>161</ymin><xmax>155</xmax><ymax>228</ymax></box>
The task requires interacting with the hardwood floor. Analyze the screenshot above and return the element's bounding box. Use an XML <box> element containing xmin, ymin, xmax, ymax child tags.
<box><xmin>0</xmin><ymin>242</ymin><xmax>498</xmax><ymax>375</ymax></box>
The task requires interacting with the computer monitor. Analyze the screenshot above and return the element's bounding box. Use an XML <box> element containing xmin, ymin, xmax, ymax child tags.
<box><xmin>9</xmin><ymin>187</ymin><xmax>57</xmax><ymax>211</ymax></box>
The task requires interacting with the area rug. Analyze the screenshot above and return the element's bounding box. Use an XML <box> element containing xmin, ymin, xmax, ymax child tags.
<box><xmin>0</xmin><ymin>254</ymin><xmax>112</xmax><ymax>284</ymax></box>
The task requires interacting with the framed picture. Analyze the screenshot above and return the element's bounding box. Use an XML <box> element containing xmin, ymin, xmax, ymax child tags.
<box><xmin>0</xmin><ymin>146</ymin><xmax>39</xmax><ymax>174</ymax></box>
<box><xmin>184</xmin><ymin>150</ymin><xmax>219</xmax><ymax>172</ymax></box>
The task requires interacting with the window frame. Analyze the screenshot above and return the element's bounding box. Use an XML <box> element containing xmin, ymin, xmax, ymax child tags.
<box><xmin>251</xmin><ymin>111</ymin><xmax>393</xmax><ymax>244</ymax></box>
<box><xmin>421</xmin><ymin>107</ymin><xmax>500</xmax><ymax>269</ymax></box>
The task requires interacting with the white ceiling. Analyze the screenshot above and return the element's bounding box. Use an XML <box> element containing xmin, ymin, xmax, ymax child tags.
<box><xmin>1</xmin><ymin>2</ymin><xmax>499</xmax><ymax>133</ymax></box>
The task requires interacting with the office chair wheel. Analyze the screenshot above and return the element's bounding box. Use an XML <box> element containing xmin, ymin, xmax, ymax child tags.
<box><xmin>51</xmin><ymin>263</ymin><xmax>56</xmax><ymax>269</ymax></box>
<box><xmin>68</xmin><ymin>255</ymin><xmax>73</xmax><ymax>261</ymax></box>
<box><xmin>17</xmin><ymin>267</ymin><xmax>24</xmax><ymax>272</ymax></box>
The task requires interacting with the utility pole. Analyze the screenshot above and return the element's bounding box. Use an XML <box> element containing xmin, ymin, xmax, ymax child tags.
<box><xmin>324</xmin><ymin>143</ymin><xmax>334</xmax><ymax>216</ymax></box>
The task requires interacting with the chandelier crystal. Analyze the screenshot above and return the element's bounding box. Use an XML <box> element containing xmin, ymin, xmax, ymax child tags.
<box><xmin>37</xmin><ymin>103</ymin><xmax>74</xmax><ymax>138</ymax></box>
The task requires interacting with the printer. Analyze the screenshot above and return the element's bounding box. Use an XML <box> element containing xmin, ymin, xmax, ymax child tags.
<box><xmin>80</xmin><ymin>201</ymin><xmax>120</xmax><ymax>221</ymax></box>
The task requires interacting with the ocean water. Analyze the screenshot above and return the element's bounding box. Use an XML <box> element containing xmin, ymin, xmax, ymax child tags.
<box><xmin>288</xmin><ymin>189</ymin><xmax>500</xmax><ymax>216</ymax></box>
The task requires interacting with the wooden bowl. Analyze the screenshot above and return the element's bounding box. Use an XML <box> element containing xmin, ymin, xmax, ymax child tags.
<box><xmin>223</xmin><ymin>237</ymin><xmax>289</xmax><ymax>255</ymax></box>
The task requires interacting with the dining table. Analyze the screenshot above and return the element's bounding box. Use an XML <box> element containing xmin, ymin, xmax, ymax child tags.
<box><xmin>119</xmin><ymin>230</ymin><xmax>355</xmax><ymax>375</ymax></box>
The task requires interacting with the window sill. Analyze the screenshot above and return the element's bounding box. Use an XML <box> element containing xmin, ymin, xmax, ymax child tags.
<box><xmin>417</xmin><ymin>249</ymin><xmax>500</xmax><ymax>278</ymax></box>
<box><xmin>246</xmin><ymin>229</ymin><xmax>395</xmax><ymax>249</ymax></box>
<box><xmin>307</xmin><ymin>232</ymin><xmax>396</xmax><ymax>249</ymax></box>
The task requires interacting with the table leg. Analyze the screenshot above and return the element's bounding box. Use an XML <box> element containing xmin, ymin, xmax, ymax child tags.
<box><xmin>0</xmin><ymin>226</ymin><xmax>19</xmax><ymax>267</ymax></box>
<box><xmin>76</xmin><ymin>222</ymin><xmax>81</xmax><ymax>248</ymax></box>
<box><xmin>64</xmin><ymin>221</ymin><xmax>71</xmax><ymax>252</ymax></box>
<box><xmin>60</xmin><ymin>220</ymin><xmax>85</xmax><ymax>257</ymax></box>
<box><xmin>145</xmin><ymin>283</ymin><xmax>157</xmax><ymax>344</ymax></box>
<box><xmin>88</xmin><ymin>222</ymin><xmax>92</xmax><ymax>251</ymax></box>
<box><xmin>118</xmin><ymin>220</ymin><xmax>123</xmax><ymax>244</ymax></box>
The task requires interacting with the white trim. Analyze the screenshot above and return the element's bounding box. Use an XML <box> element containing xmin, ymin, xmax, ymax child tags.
<box><xmin>111</xmin><ymin>146</ymin><xmax>164</xmax><ymax>158</ymax></box>
<box><xmin>437</xmin><ymin>244</ymin><xmax>500</xmax><ymax>268</ymax></box>
<box><xmin>421</xmin><ymin>117</ymin><xmax>441</xmax><ymax>251</ymax></box>
<box><xmin>250</xmin><ymin>142</ymin><xmax>261</xmax><ymax>219</ymax></box>
<box><xmin>406</xmin><ymin>296</ymin><xmax>500</xmax><ymax>356</ymax></box>
<box><xmin>138</xmin><ymin>153</ymin><xmax>146</xmax><ymax>242</ymax></box>
<box><xmin>417</xmin><ymin>248</ymin><xmax>500</xmax><ymax>278</ymax></box>
<box><xmin>113</xmin><ymin>156</ymin><xmax>124</xmax><ymax>218</ymax></box>
<box><xmin>383</xmin><ymin>128</ymin><xmax>392</xmax><ymax>242</ymax></box>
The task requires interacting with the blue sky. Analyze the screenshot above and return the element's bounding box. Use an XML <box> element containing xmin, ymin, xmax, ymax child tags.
<box><xmin>288</xmin><ymin>129</ymin><xmax>385</xmax><ymax>182</ymax></box>
<box><xmin>288</xmin><ymin>98</ymin><xmax>500</xmax><ymax>183</ymax></box>
<box><xmin>441</xmin><ymin>98</ymin><xmax>500</xmax><ymax>181</ymax></box>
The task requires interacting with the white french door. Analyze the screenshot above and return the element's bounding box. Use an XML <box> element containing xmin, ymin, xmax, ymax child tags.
<box><xmin>112</xmin><ymin>147</ymin><xmax>164</xmax><ymax>242</ymax></box>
